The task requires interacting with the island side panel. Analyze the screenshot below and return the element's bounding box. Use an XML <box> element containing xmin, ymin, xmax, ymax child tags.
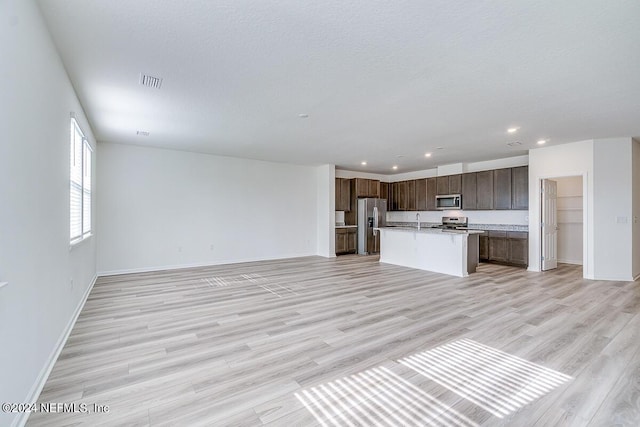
<box><xmin>378</xmin><ymin>229</ymin><xmax>468</xmax><ymax>277</ymax></box>
<box><xmin>467</xmin><ymin>233</ymin><xmax>479</xmax><ymax>274</ymax></box>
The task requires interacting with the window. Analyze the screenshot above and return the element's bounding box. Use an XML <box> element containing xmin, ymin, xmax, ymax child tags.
<box><xmin>70</xmin><ymin>117</ymin><xmax>92</xmax><ymax>243</ymax></box>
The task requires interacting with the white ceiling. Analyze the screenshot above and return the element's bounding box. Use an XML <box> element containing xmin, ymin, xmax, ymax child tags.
<box><xmin>37</xmin><ymin>0</ymin><xmax>640</xmax><ymax>173</ymax></box>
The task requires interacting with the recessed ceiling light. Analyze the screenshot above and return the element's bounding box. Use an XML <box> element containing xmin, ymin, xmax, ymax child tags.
<box><xmin>136</xmin><ymin>130</ymin><xmax>150</xmax><ymax>136</ymax></box>
<box><xmin>537</xmin><ymin>139</ymin><xmax>547</xmax><ymax>145</ymax></box>
<box><xmin>392</xmin><ymin>165</ymin><xmax>398</xmax><ymax>170</ymax></box>
<box><xmin>361</xmin><ymin>161</ymin><xmax>367</xmax><ymax>166</ymax></box>
<box><xmin>507</xmin><ymin>127</ymin><xmax>519</xmax><ymax>133</ymax></box>
<box><xmin>298</xmin><ymin>113</ymin><xmax>309</xmax><ymax>118</ymax></box>
<box><xmin>425</xmin><ymin>152</ymin><xmax>432</xmax><ymax>157</ymax></box>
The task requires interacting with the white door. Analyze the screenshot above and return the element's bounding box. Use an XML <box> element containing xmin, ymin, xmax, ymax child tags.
<box><xmin>541</xmin><ymin>179</ymin><xmax>558</xmax><ymax>270</ymax></box>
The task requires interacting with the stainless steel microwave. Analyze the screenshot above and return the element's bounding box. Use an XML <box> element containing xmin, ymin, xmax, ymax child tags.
<box><xmin>436</xmin><ymin>194</ymin><xmax>462</xmax><ymax>210</ymax></box>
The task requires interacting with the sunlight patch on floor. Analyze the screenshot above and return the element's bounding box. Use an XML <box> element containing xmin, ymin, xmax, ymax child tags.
<box><xmin>398</xmin><ymin>338</ymin><xmax>572</xmax><ymax>418</ymax></box>
<box><xmin>200</xmin><ymin>273</ymin><xmax>298</xmax><ymax>297</ymax></box>
<box><xmin>295</xmin><ymin>366</ymin><xmax>478</xmax><ymax>427</ymax></box>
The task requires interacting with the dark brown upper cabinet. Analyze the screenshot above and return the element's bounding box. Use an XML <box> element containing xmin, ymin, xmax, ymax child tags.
<box><xmin>341</xmin><ymin>178</ymin><xmax>351</xmax><ymax>211</ymax></box>
<box><xmin>350</xmin><ymin>165</ymin><xmax>528</xmax><ymax>213</ymax></box>
<box><xmin>494</xmin><ymin>168</ymin><xmax>512</xmax><ymax>210</ymax></box>
<box><xmin>355</xmin><ymin>178</ymin><xmax>380</xmax><ymax>198</ymax></box>
<box><xmin>448</xmin><ymin>174</ymin><xmax>462</xmax><ymax>194</ymax></box>
<box><xmin>335</xmin><ymin>178</ymin><xmax>351</xmax><ymax>211</ymax></box>
<box><xmin>391</xmin><ymin>182</ymin><xmax>400</xmax><ymax>211</ymax></box>
<box><xmin>369</xmin><ymin>180</ymin><xmax>380</xmax><ymax>198</ymax></box>
<box><xmin>380</xmin><ymin>182</ymin><xmax>390</xmax><ymax>210</ymax></box>
<box><xmin>436</xmin><ymin>176</ymin><xmax>449</xmax><ymax>195</ymax></box>
<box><xmin>437</xmin><ymin>174</ymin><xmax>461</xmax><ymax>196</ymax></box>
<box><xmin>426</xmin><ymin>177</ymin><xmax>437</xmax><ymax>211</ymax></box>
<box><xmin>476</xmin><ymin>170</ymin><xmax>494</xmax><ymax>210</ymax></box>
<box><xmin>511</xmin><ymin>166</ymin><xmax>529</xmax><ymax>210</ymax></box>
<box><xmin>416</xmin><ymin>179</ymin><xmax>427</xmax><ymax>211</ymax></box>
<box><xmin>406</xmin><ymin>180</ymin><xmax>417</xmax><ymax>211</ymax></box>
<box><xmin>461</xmin><ymin>173</ymin><xmax>477</xmax><ymax>210</ymax></box>
<box><xmin>355</xmin><ymin>178</ymin><xmax>368</xmax><ymax>198</ymax></box>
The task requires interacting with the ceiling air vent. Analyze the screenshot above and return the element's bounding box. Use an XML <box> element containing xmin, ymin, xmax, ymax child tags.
<box><xmin>139</xmin><ymin>73</ymin><xmax>163</xmax><ymax>89</ymax></box>
<box><xmin>136</xmin><ymin>130</ymin><xmax>150</xmax><ymax>136</ymax></box>
<box><xmin>507</xmin><ymin>141</ymin><xmax>522</xmax><ymax>147</ymax></box>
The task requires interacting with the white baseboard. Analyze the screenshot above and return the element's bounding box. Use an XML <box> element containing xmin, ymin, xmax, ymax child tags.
<box><xmin>14</xmin><ymin>274</ymin><xmax>97</xmax><ymax>427</ymax></box>
<box><xmin>97</xmin><ymin>253</ymin><xmax>318</xmax><ymax>277</ymax></box>
<box><xmin>557</xmin><ymin>258</ymin><xmax>583</xmax><ymax>265</ymax></box>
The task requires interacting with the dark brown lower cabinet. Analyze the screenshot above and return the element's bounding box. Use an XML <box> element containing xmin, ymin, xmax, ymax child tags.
<box><xmin>508</xmin><ymin>232</ymin><xmax>528</xmax><ymax>265</ymax></box>
<box><xmin>336</xmin><ymin>228</ymin><xmax>357</xmax><ymax>255</ymax></box>
<box><xmin>479</xmin><ymin>235</ymin><xmax>489</xmax><ymax>261</ymax></box>
<box><xmin>482</xmin><ymin>231</ymin><xmax>528</xmax><ymax>267</ymax></box>
<box><xmin>488</xmin><ymin>231</ymin><xmax>509</xmax><ymax>262</ymax></box>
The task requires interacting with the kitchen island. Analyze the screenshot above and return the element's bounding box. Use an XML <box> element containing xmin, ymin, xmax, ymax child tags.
<box><xmin>376</xmin><ymin>226</ymin><xmax>484</xmax><ymax>277</ymax></box>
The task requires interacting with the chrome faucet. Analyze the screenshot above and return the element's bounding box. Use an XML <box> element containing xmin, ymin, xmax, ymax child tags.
<box><xmin>416</xmin><ymin>212</ymin><xmax>421</xmax><ymax>230</ymax></box>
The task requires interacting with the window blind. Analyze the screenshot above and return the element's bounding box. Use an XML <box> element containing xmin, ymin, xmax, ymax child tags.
<box><xmin>70</xmin><ymin>117</ymin><xmax>91</xmax><ymax>242</ymax></box>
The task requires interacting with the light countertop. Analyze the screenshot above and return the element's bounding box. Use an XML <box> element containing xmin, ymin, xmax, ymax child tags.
<box><xmin>376</xmin><ymin>226</ymin><xmax>484</xmax><ymax>235</ymax></box>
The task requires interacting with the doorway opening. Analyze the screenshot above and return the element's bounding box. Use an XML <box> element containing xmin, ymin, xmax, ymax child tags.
<box><xmin>540</xmin><ymin>176</ymin><xmax>584</xmax><ymax>275</ymax></box>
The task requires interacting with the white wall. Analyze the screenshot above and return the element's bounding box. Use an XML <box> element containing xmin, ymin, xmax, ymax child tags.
<box><xmin>555</xmin><ymin>176</ymin><xmax>583</xmax><ymax>265</ymax></box>
<box><xmin>0</xmin><ymin>1</ymin><xmax>98</xmax><ymax>426</ymax></box>
<box><xmin>529</xmin><ymin>138</ymin><xmax>637</xmax><ymax>281</ymax></box>
<box><xmin>593</xmin><ymin>138</ymin><xmax>634</xmax><ymax>281</ymax></box>
<box><xmin>335</xmin><ymin>169</ymin><xmax>389</xmax><ymax>181</ymax></box>
<box><xmin>528</xmin><ymin>140</ymin><xmax>594</xmax><ymax>277</ymax></box>
<box><xmin>634</xmin><ymin>139</ymin><xmax>640</xmax><ymax>279</ymax></box>
<box><xmin>464</xmin><ymin>155</ymin><xmax>529</xmax><ymax>173</ymax></box>
<box><xmin>336</xmin><ymin>154</ymin><xmax>528</xmax><ymax>182</ymax></box>
<box><xmin>317</xmin><ymin>164</ymin><xmax>336</xmax><ymax>257</ymax></box>
<box><xmin>97</xmin><ymin>143</ymin><xmax>321</xmax><ymax>274</ymax></box>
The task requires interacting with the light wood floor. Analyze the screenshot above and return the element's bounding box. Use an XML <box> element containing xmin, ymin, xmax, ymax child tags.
<box><xmin>28</xmin><ymin>256</ymin><xmax>640</xmax><ymax>426</ymax></box>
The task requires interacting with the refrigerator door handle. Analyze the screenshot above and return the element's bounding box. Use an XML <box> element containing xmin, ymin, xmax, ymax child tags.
<box><xmin>373</xmin><ymin>206</ymin><xmax>378</xmax><ymax>236</ymax></box>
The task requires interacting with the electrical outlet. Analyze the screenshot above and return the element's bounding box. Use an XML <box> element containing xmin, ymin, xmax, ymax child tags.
<box><xmin>210</xmin><ymin>244</ymin><xmax>214</xmax><ymax>251</ymax></box>
<box><xmin>178</xmin><ymin>246</ymin><xmax>183</xmax><ymax>252</ymax></box>
<box><xmin>70</xmin><ymin>278</ymin><xmax>74</xmax><ymax>289</ymax></box>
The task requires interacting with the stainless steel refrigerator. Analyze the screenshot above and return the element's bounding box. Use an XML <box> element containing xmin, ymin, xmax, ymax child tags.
<box><xmin>357</xmin><ymin>198</ymin><xmax>387</xmax><ymax>255</ymax></box>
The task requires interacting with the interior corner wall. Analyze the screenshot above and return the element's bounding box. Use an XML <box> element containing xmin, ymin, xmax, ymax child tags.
<box><xmin>528</xmin><ymin>140</ymin><xmax>594</xmax><ymax>277</ymax></box>
<box><xmin>96</xmin><ymin>143</ymin><xmax>319</xmax><ymax>274</ymax></box>
<box><xmin>316</xmin><ymin>164</ymin><xmax>336</xmax><ymax>257</ymax></box>
<box><xmin>634</xmin><ymin>139</ymin><xmax>640</xmax><ymax>279</ymax></box>
<box><xmin>0</xmin><ymin>1</ymin><xmax>98</xmax><ymax>426</ymax></box>
<box><xmin>593</xmin><ymin>138</ymin><xmax>634</xmax><ymax>281</ymax></box>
